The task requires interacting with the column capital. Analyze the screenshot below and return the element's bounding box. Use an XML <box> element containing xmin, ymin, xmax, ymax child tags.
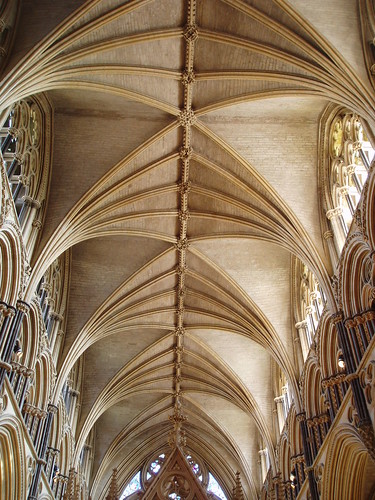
<box><xmin>47</xmin><ymin>403</ymin><xmax>58</xmax><ymax>414</ymax></box>
<box><xmin>16</xmin><ymin>300</ymin><xmax>30</xmax><ymax>315</ymax></box>
<box><xmin>295</xmin><ymin>320</ymin><xmax>308</xmax><ymax>330</ymax></box>
<box><xmin>22</xmin><ymin>196</ymin><xmax>41</xmax><ymax>209</ymax></box>
<box><xmin>296</xmin><ymin>412</ymin><xmax>306</xmax><ymax>423</ymax></box>
<box><xmin>323</xmin><ymin>230</ymin><xmax>334</xmax><ymax>240</ymax></box>
<box><xmin>330</xmin><ymin>311</ymin><xmax>344</xmax><ymax>325</ymax></box>
<box><xmin>326</xmin><ymin>207</ymin><xmax>343</xmax><ymax>220</ymax></box>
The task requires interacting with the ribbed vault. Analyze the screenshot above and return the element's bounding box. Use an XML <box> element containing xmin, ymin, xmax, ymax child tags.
<box><xmin>5</xmin><ymin>0</ymin><xmax>374</xmax><ymax>497</ymax></box>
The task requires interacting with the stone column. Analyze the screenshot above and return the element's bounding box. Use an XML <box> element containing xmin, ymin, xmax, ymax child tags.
<box><xmin>0</xmin><ymin>301</ymin><xmax>16</xmax><ymax>354</ymax></box>
<box><xmin>305</xmin><ymin>306</ymin><xmax>316</xmax><ymax>338</ymax></box>
<box><xmin>295</xmin><ymin>321</ymin><xmax>309</xmax><ymax>360</ymax></box>
<box><xmin>296</xmin><ymin>413</ymin><xmax>319</xmax><ymax>500</ymax></box>
<box><xmin>0</xmin><ymin>300</ymin><xmax>29</xmax><ymax>390</ymax></box>
<box><xmin>274</xmin><ymin>396</ymin><xmax>285</xmax><ymax>433</ymax></box>
<box><xmin>291</xmin><ymin>453</ymin><xmax>305</xmax><ymax>494</ymax></box>
<box><xmin>332</xmin><ymin>312</ymin><xmax>356</xmax><ymax>373</ymax></box>
<box><xmin>323</xmin><ymin>230</ymin><xmax>338</xmax><ymax>268</ymax></box>
<box><xmin>19</xmin><ymin>195</ymin><xmax>39</xmax><ymax>229</ymax></box>
<box><xmin>259</xmin><ymin>449</ymin><xmax>268</xmax><ymax>483</ymax></box>
<box><xmin>345</xmin><ymin>318</ymin><xmax>363</xmax><ymax>365</ymax></box>
<box><xmin>326</xmin><ymin>207</ymin><xmax>346</xmax><ymax>253</ymax></box>
<box><xmin>333</xmin><ymin>312</ymin><xmax>375</xmax><ymax>460</ymax></box>
<box><xmin>27</xmin><ymin>403</ymin><xmax>58</xmax><ymax>500</ymax></box>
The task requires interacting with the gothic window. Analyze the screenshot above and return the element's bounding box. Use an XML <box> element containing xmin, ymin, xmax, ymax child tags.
<box><xmin>294</xmin><ymin>260</ymin><xmax>325</xmax><ymax>361</ymax></box>
<box><xmin>0</xmin><ymin>96</ymin><xmax>52</xmax><ymax>257</ymax></box>
<box><xmin>61</xmin><ymin>360</ymin><xmax>82</xmax><ymax>434</ymax></box>
<box><xmin>147</xmin><ymin>453</ymin><xmax>166</xmax><ymax>478</ymax></box>
<box><xmin>274</xmin><ymin>372</ymin><xmax>292</xmax><ymax>433</ymax></box>
<box><xmin>119</xmin><ymin>451</ymin><xmax>226</xmax><ymax>499</ymax></box>
<box><xmin>207</xmin><ymin>473</ymin><xmax>227</xmax><ymax>500</ymax></box>
<box><xmin>185</xmin><ymin>453</ymin><xmax>203</xmax><ymax>482</ymax></box>
<box><xmin>327</xmin><ymin>113</ymin><xmax>374</xmax><ymax>252</ymax></box>
<box><xmin>36</xmin><ymin>252</ymin><xmax>69</xmax><ymax>363</ymax></box>
<box><xmin>120</xmin><ymin>471</ymin><xmax>142</xmax><ymax>499</ymax></box>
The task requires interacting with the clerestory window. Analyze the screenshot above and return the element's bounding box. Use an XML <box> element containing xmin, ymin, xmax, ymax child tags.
<box><xmin>0</xmin><ymin>96</ymin><xmax>52</xmax><ymax>257</ymax></box>
<box><xmin>294</xmin><ymin>261</ymin><xmax>325</xmax><ymax>361</ymax></box>
<box><xmin>327</xmin><ymin>113</ymin><xmax>374</xmax><ymax>253</ymax></box>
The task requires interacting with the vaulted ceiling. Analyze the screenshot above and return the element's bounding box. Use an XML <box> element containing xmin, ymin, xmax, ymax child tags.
<box><xmin>6</xmin><ymin>0</ymin><xmax>375</xmax><ymax>498</ymax></box>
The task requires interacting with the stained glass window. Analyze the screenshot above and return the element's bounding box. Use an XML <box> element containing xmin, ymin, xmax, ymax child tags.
<box><xmin>120</xmin><ymin>471</ymin><xmax>141</xmax><ymax>499</ymax></box>
<box><xmin>148</xmin><ymin>453</ymin><xmax>165</xmax><ymax>476</ymax></box>
<box><xmin>207</xmin><ymin>473</ymin><xmax>226</xmax><ymax>500</ymax></box>
<box><xmin>185</xmin><ymin>454</ymin><xmax>202</xmax><ymax>480</ymax></box>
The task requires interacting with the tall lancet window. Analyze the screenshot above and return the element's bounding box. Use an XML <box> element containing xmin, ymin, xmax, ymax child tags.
<box><xmin>293</xmin><ymin>259</ymin><xmax>325</xmax><ymax>364</ymax></box>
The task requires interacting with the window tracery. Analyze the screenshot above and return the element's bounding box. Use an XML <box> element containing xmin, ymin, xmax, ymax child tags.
<box><xmin>274</xmin><ymin>373</ymin><xmax>292</xmax><ymax>434</ymax></box>
<box><xmin>120</xmin><ymin>471</ymin><xmax>142</xmax><ymax>499</ymax></box>
<box><xmin>119</xmin><ymin>450</ymin><xmax>226</xmax><ymax>500</ymax></box>
<box><xmin>35</xmin><ymin>252</ymin><xmax>69</xmax><ymax>364</ymax></box>
<box><xmin>294</xmin><ymin>260</ymin><xmax>326</xmax><ymax>362</ymax></box>
<box><xmin>61</xmin><ymin>360</ymin><xmax>82</xmax><ymax>434</ymax></box>
<box><xmin>327</xmin><ymin>112</ymin><xmax>374</xmax><ymax>252</ymax></box>
<box><xmin>0</xmin><ymin>96</ymin><xmax>52</xmax><ymax>257</ymax></box>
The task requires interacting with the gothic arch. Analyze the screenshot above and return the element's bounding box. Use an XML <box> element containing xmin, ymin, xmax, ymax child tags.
<box><xmin>318</xmin><ymin>104</ymin><xmax>374</xmax><ymax>268</ymax></box>
<box><xmin>0</xmin><ymin>226</ymin><xmax>23</xmax><ymax>304</ymax></box>
<box><xmin>301</xmin><ymin>357</ymin><xmax>323</xmax><ymax>419</ymax></box>
<box><xmin>0</xmin><ymin>95</ymin><xmax>53</xmax><ymax>258</ymax></box>
<box><xmin>322</xmin><ymin>424</ymin><xmax>375</xmax><ymax>500</ymax></box>
<box><xmin>287</xmin><ymin>406</ymin><xmax>303</xmax><ymax>458</ymax></box>
<box><xmin>364</xmin><ymin>156</ymin><xmax>375</xmax><ymax>250</ymax></box>
<box><xmin>20</xmin><ymin>300</ymin><xmax>41</xmax><ymax>372</ymax></box>
<box><xmin>31</xmin><ymin>351</ymin><xmax>53</xmax><ymax>410</ymax></box>
<box><xmin>59</xmin><ymin>428</ymin><xmax>74</xmax><ymax>478</ymax></box>
<box><xmin>0</xmin><ymin>414</ymin><xmax>26</xmax><ymax>500</ymax></box>
<box><xmin>278</xmin><ymin>433</ymin><xmax>291</xmax><ymax>483</ymax></box>
<box><xmin>318</xmin><ymin>314</ymin><xmax>338</xmax><ymax>379</ymax></box>
<box><xmin>340</xmin><ymin>237</ymin><xmax>372</xmax><ymax>318</ymax></box>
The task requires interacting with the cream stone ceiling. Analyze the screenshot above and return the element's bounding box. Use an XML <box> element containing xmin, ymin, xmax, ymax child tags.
<box><xmin>6</xmin><ymin>0</ymin><xmax>375</xmax><ymax>498</ymax></box>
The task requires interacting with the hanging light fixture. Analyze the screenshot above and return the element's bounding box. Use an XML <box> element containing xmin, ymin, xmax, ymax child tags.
<box><xmin>338</xmin><ymin>354</ymin><xmax>345</xmax><ymax>369</ymax></box>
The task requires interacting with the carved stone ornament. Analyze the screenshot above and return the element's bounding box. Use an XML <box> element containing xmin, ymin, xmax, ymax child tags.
<box><xmin>178</xmin><ymin>110</ymin><xmax>197</xmax><ymax>127</ymax></box>
<box><xmin>179</xmin><ymin>146</ymin><xmax>193</xmax><ymax>159</ymax></box>
<box><xmin>183</xmin><ymin>24</ymin><xmax>198</xmax><ymax>42</ymax></box>
<box><xmin>0</xmin><ymin>197</ymin><xmax>12</xmax><ymax>226</ymax></box>
<box><xmin>331</xmin><ymin>118</ymin><xmax>343</xmax><ymax>157</ymax></box>
<box><xmin>175</xmin><ymin>238</ymin><xmax>190</xmax><ymax>251</ymax></box>
<box><xmin>27</xmin><ymin>456</ymin><xmax>36</xmax><ymax>488</ymax></box>
<box><xmin>175</xmin><ymin>327</ymin><xmax>185</xmax><ymax>337</ymax></box>
<box><xmin>353</xmin><ymin>208</ymin><xmax>363</xmax><ymax>232</ymax></box>
<box><xmin>179</xmin><ymin>181</ymin><xmax>192</xmax><ymax>194</ymax></box>
<box><xmin>314</xmin><ymin>463</ymin><xmax>324</xmax><ymax>496</ymax></box>
<box><xmin>163</xmin><ymin>473</ymin><xmax>191</xmax><ymax>499</ymax></box>
<box><xmin>181</xmin><ymin>71</ymin><xmax>196</xmax><ymax>86</ymax></box>
<box><xmin>360</xmin><ymin>360</ymin><xmax>375</xmax><ymax>406</ymax></box>
<box><xmin>176</xmin><ymin>265</ymin><xmax>188</xmax><ymax>276</ymax></box>
<box><xmin>178</xmin><ymin>210</ymin><xmax>190</xmax><ymax>222</ymax></box>
<box><xmin>323</xmin><ymin>230</ymin><xmax>334</xmax><ymax>240</ymax></box>
<box><xmin>20</xmin><ymin>265</ymin><xmax>32</xmax><ymax>298</ymax></box>
<box><xmin>0</xmin><ymin>392</ymin><xmax>8</xmax><ymax>415</ymax></box>
<box><xmin>32</xmin><ymin>219</ymin><xmax>42</xmax><ymax>230</ymax></box>
<box><xmin>326</xmin><ymin>206</ymin><xmax>343</xmax><ymax>220</ymax></box>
